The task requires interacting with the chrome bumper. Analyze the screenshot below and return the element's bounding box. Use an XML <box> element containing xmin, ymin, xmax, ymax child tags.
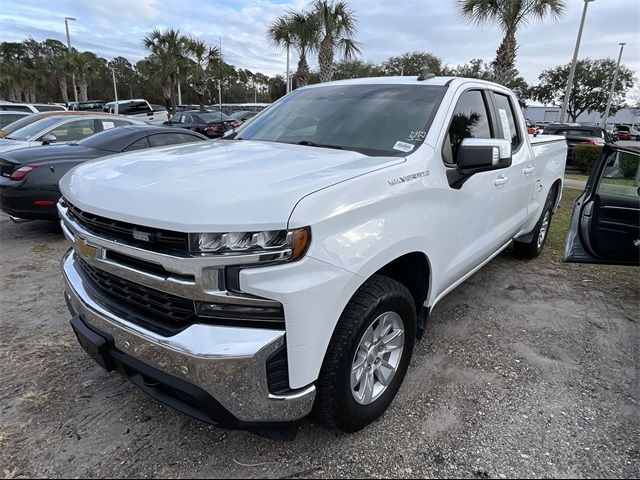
<box><xmin>61</xmin><ymin>250</ymin><xmax>316</xmax><ymax>424</ymax></box>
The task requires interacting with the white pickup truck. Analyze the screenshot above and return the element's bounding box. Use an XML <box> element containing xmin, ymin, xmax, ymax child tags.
<box><xmin>102</xmin><ymin>99</ymin><xmax>168</xmax><ymax>125</ymax></box>
<box><xmin>59</xmin><ymin>76</ymin><xmax>567</xmax><ymax>437</ymax></box>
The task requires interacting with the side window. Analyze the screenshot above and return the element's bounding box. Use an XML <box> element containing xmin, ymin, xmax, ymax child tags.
<box><xmin>47</xmin><ymin>119</ymin><xmax>96</xmax><ymax>142</ymax></box>
<box><xmin>124</xmin><ymin>137</ymin><xmax>151</xmax><ymax>151</ymax></box>
<box><xmin>443</xmin><ymin>90</ymin><xmax>493</xmax><ymax>165</ymax></box>
<box><xmin>493</xmin><ymin>93</ymin><xmax>521</xmax><ymax>149</ymax></box>
<box><xmin>120</xmin><ymin>102</ymin><xmax>152</xmax><ymax>115</ymax></box>
<box><xmin>1</xmin><ymin>105</ymin><xmax>32</xmax><ymax>113</ymax></box>
<box><xmin>599</xmin><ymin>150</ymin><xmax>640</xmax><ymax>199</ymax></box>
<box><xmin>148</xmin><ymin>133</ymin><xmax>202</xmax><ymax>147</ymax></box>
<box><xmin>182</xmin><ymin>114</ymin><xmax>192</xmax><ymax>124</ymax></box>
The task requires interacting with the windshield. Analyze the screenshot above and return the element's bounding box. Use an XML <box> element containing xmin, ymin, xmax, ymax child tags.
<box><xmin>236</xmin><ymin>84</ymin><xmax>447</xmax><ymax>156</ymax></box>
<box><xmin>5</xmin><ymin>116</ymin><xmax>69</xmax><ymax>141</ymax></box>
<box><xmin>1</xmin><ymin>113</ymin><xmax>41</xmax><ymax>135</ymax></box>
<box><xmin>194</xmin><ymin>112</ymin><xmax>232</xmax><ymax>123</ymax></box>
<box><xmin>230</xmin><ymin>111</ymin><xmax>249</xmax><ymax>120</ymax></box>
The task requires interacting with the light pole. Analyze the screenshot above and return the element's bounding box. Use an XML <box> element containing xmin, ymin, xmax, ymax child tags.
<box><xmin>177</xmin><ymin>65</ymin><xmax>182</xmax><ymax>106</ymax></box>
<box><xmin>601</xmin><ymin>42</ymin><xmax>626</xmax><ymax>128</ymax></box>
<box><xmin>64</xmin><ymin>17</ymin><xmax>78</xmax><ymax>104</ymax></box>
<box><xmin>111</xmin><ymin>68</ymin><xmax>118</xmax><ymax>102</ymax></box>
<box><xmin>285</xmin><ymin>44</ymin><xmax>290</xmax><ymax>94</ymax></box>
<box><xmin>559</xmin><ymin>0</ymin><xmax>594</xmax><ymax>123</ymax></box>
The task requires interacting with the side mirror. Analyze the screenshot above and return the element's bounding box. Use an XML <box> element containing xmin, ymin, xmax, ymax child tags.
<box><xmin>457</xmin><ymin>138</ymin><xmax>512</xmax><ymax>173</ymax></box>
<box><xmin>41</xmin><ymin>134</ymin><xmax>57</xmax><ymax>145</ymax></box>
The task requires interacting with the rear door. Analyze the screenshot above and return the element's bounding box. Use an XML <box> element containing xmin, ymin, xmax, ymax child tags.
<box><xmin>565</xmin><ymin>145</ymin><xmax>640</xmax><ymax>266</ymax></box>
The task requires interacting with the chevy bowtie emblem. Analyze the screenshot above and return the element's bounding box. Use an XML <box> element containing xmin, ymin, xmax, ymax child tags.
<box><xmin>132</xmin><ymin>229</ymin><xmax>152</xmax><ymax>242</ymax></box>
<box><xmin>74</xmin><ymin>236</ymin><xmax>99</xmax><ymax>258</ymax></box>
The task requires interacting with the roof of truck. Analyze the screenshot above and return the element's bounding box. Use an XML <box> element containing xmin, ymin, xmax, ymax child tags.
<box><xmin>305</xmin><ymin>76</ymin><xmax>505</xmax><ymax>89</ymax></box>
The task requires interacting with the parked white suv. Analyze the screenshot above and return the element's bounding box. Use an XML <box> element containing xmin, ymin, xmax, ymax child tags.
<box><xmin>102</xmin><ymin>99</ymin><xmax>168</xmax><ymax>125</ymax></box>
<box><xmin>59</xmin><ymin>76</ymin><xmax>567</xmax><ymax>436</ymax></box>
<box><xmin>0</xmin><ymin>102</ymin><xmax>67</xmax><ymax>113</ymax></box>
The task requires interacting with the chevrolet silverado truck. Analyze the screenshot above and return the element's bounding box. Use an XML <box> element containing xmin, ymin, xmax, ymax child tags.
<box><xmin>59</xmin><ymin>76</ymin><xmax>567</xmax><ymax>436</ymax></box>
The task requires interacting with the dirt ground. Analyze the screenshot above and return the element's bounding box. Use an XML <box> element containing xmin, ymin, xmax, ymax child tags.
<box><xmin>0</xmin><ymin>187</ymin><xmax>638</xmax><ymax>479</ymax></box>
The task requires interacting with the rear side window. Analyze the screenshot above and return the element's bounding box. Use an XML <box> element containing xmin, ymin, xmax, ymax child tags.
<box><xmin>0</xmin><ymin>105</ymin><xmax>32</xmax><ymax>113</ymax></box>
<box><xmin>148</xmin><ymin>133</ymin><xmax>203</xmax><ymax>147</ymax></box>
<box><xmin>443</xmin><ymin>90</ymin><xmax>493</xmax><ymax>165</ymax></box>
<box><xmin>47</xmin><ymin>119</ymin><xmax>96</xmax><ymax>142</ymax></box>
<box><xmin>492</xmin><ymin>93</ymin><xmax>521</xmax><ymax>149</ymax></box>
<box><xmin>35</xmin><ymin>104</ymin><xmax>65</xmax><ymax>112</ymax></box>
<box><xmin>100</xmin><ymin>119</ymin><xmax>133</xmax><ymax>130</ymax></box>
<box><xmin>120</xmin><ymin>102</ymin><xmax>152</xmax><ymax>115</ymax></box>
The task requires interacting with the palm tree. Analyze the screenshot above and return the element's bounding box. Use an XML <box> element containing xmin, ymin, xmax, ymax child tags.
<box><xmin>143</xmin><ymin>28</ymin><xmax>187</xmax><ymax>115</ymax></box>
<box><xmin>185</xmin><ymin>37</ymin><xmax>220</xmax><ymax>111</ymax></box>
<box><xmin>457</xmin><ymin>0</ymin><xmax>565</xmax><ymax>85</ymax></box>
<box><xmin>290</xmin><ymin>12</ymin><xmax>320</xmax><ymax>87</ymax></box>
<box><xmin>313</xmin><ymin>0</ymin><xmax>361</xmax><ymax>83</ymax></box>
<box><xmin>267</xmin><ymin>15</ymin><xmax>296</xmax><ymax>91</ymax></box>
<box><xmin>69</xmin><ymin>51</ymin><xmax>101</xmax><ymax>102</ymax></box>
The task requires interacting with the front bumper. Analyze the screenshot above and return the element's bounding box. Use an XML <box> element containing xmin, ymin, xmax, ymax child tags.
<box><xmin>61</xmin><ymin>250</ymin><xmax>316</xmax><ymax>426</ymax></box>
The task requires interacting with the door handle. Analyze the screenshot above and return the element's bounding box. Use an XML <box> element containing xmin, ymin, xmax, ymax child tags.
<box><xmin>523</xmin><ymin>166</ymin><xmax>535</xmax><ymax>176</ymax></box>
<box><xmin>494</xmin><ymin>176</ymin><xmax>509</xmax><ymax>187</ymax></box>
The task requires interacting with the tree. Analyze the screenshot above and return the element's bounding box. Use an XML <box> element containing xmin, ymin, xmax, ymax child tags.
<box><xmin>532</xmin><ymin>58</ymin><xmax>635</xmax><ymax>121</ymax></box>
<box><xmin>381</xmin><ymin>51</ymin><xmax>444</xmax><ymax>76</ymax></box>
<box><xmin>446</xmin><ymin>58</ymin><xmax>493</xmax><ymax>80</ymax></box>
<box><xmin>313</xmin><ymin>0</ymin><xmax>360</xmax><ymax>82</ymax></box>
<box><xmin>332</xmin><ymin>59</ymin><xmax>383</xmax><ymax>80</ymax></box>
<box><xmin>456</xmin><ymin>0</ymin><xmax>565</xmax><ymax>85</ymax></box>
<box><xmin>109</xmin><ymin>56</ymin><xmax>138</xmax><ymax>100</ymax></box>
<box><xmin>184</xmin><ymin>38</ymin><xmax>219</xmax><ymax>111</ymax></box>
<box><xmin>69</xmin><ymin>51</ymin><xmax>104</xmax><ymax>102</ymax></box>
<box><xmin>143</xmin><ymin>28</ymin><xmax>187</xmax><ymax>114</ymax></box>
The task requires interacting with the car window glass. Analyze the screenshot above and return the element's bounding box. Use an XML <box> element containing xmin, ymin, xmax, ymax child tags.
<box><xmin>47</xmin><ymin>119</ymin><xmax>96</xmax><ymax>142</ymax></box>
<box><xmin>5</xmin><ymin>116</ymin><xmax>67</xmax><ymax>140</ymax></box>
<box><xmin>444</xmin><ymin>90</ymin><xmax>493</xmax><ymax>165</ymax></box>
<box><xmin>148</xmin><ymin>133</ymin><xmax>203</xmax><ymax>147</ymax></box>
<box><xmin>493</xmin><ymin>93</ymin><xmax>520</xmax><ymax>149</ymax></box>
<box><xmin>119</xmin><ymin>102</ymin><xmax>152</xmax><ymax>115</ymax></box>
<box><xmin>35</xmin><ymin>105</ymin><xmax>65</xmax><ymax>112</ymax></box>
<box><xmin>124</xmin><ymin>137</ymin><xmax>151</xmax><ymax>151</ymax></box>
<box><xmin>599</xmin><ymin>150</ymin><xmax>640</xmax><ymax>199</ymax></box>
<box><xmin>0</xmin><ymin>114</ymin><xmax>28</xmax><ymax>129</ymax></box>
<box><xmin>0</xmin><ymin>105</ymin><xmax>32</xmax><ymax>113</ymax></box>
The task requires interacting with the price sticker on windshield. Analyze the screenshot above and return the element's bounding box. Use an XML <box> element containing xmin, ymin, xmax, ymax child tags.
<box><xmin>393</xmin><ymin>141</ymin><xmax>415</xmax><ymax>153</ymax></box>
<box><xmin>406</xmin><ymin>131</ymin><xmax>426</xmax><ymax>142</ymax></box>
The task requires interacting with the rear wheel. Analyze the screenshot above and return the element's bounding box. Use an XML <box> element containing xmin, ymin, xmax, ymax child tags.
<box><xmin>317</xmin><ymin>275</ymin><xmax>416</xmax><ymax>432</ymax></box>
<box><xmin>513</xmin><ymin>188</ymin><xmax>556</xmax><ymax>259</ymax></box>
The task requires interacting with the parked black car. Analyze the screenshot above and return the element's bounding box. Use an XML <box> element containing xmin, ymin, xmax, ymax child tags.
<box><xmin>0</xmin><ymin>125</ymin><xmax>207</xmax><ymax>221</ymax></box>
<box><xmin>164</xmin><ymin>110</ymin><xmax>240</xmax><ymax>138</ymax></box>
<box><xmin>229</xmin><ymin>110</ymin><xmax>258</xmax><ymax>124</ymax></box>
<box><xmin>542</xmin><ymin>125</ymin><xmax>613</xmax><ymax>165</ymax></box>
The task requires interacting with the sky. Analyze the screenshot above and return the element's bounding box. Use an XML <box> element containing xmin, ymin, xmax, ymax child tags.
<box><xmin>1</xmin><ymin>0</ymin><xmax>639</xmax><ymax>90</ymax></box>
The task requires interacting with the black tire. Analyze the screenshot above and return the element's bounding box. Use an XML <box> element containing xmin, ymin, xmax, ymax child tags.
<box><xmin>513</xmin><ymin>187</ymin><xmax>556</xmax><ymax>259</ymax></box>
<box><xmin>316</xmin><ymin>274</ymin><xmax>416</xmax><ymax>432</ymax></box>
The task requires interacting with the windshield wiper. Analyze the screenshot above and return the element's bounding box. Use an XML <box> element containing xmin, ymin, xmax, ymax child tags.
<box><xmin>296</xmin><ymin>140</ymin><xmax>344</xmax><ymax>150</ymax></box>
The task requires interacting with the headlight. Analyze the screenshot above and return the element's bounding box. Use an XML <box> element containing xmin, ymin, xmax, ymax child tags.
<box><xmin>189</xmin><ymin>227</ymin><xmax>310</xmax><ymax>262</ymax></box>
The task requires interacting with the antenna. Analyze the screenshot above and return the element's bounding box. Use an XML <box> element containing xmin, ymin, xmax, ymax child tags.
<box><xmin>417</xmin><ymin>68</ymin><xmax>436</xmax><ymax>81</ymax></box>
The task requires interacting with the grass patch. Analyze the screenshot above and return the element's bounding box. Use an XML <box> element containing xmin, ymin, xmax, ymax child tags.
<box><xmin>564</xmin><ymin>173</ymin><xmax>588</xmax><ymax>182</ymax></box>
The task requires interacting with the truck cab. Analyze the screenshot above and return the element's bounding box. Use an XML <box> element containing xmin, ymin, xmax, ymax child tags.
<box><xmin>59</xmin><ymin>76</ymin><xmax>567</xmax><ymax>436</ymax></box>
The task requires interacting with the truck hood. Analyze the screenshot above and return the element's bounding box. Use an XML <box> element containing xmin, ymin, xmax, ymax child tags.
<box><xmin>60</xmin><ymin>140</ymin><xmax>404</xmax><ymax>232</ymax></box>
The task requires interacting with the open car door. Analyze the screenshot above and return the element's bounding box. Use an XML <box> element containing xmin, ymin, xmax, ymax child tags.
<box><xmin>565</xmin><ymin>144</ymin><xmax>640</xmax><ymax>266</ymax></box>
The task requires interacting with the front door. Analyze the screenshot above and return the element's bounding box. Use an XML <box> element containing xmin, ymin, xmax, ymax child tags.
<box><xmin>565</xmin><ymin>145</ymin><xmax>640</xmax><ymax>266</ymax></box>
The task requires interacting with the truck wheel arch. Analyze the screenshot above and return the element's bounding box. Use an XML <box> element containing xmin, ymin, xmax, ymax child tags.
<box><xmin>550</xmin><ymin>178</ymin><xmax>562</xmax><ymax>212</ymax></box>
<box><xmin>373</xmin><ymin>252</ymin><xmax>431</xmax><ymax>314</ymax></box>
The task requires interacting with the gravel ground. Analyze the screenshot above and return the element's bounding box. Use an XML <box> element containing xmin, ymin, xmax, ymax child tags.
<box><xmin>0</xmin><ymin>187</ymin><xmax>638</xmax><ymax>479</ymax></box>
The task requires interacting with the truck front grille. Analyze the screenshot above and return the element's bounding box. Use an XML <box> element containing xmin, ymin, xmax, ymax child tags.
<box><xmin>75</xmin><ymin>257</ymin><xmax>285</xmax><ymax>335</ymax></box>
<box><xmin>77</xmin><ymin>257</ymin><xmax>196</xmax><ymax>325</ymax></box>
<box><xmin>65</xmin><ymin>200</ymin><xmax>188</xmax><ymax>254</ymax></box>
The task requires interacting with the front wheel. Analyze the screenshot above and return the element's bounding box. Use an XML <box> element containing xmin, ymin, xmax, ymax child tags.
<box><xmin>316</xmin><ymin>275</ymin><xmax>416</xmax><ymax>432</ymax></box>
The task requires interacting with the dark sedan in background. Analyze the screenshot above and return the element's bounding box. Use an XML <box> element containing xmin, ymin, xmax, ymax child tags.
<box><xmin>0</xmin><ymin>125</ymin><xmax>208</xmax><ymax>221</ymax></box>
<box><xmin>164</xmin><ymin>110</ymin><xmax>240</xmax><ymax>138</ymax></box>
<box><xmin>542</xmin><ymin>124</ymin><xmax>613</xmax><ymax>165</ymax></box>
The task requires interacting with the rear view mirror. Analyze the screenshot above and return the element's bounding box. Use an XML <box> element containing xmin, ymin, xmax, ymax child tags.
<box><xmin>41</xmin><ymin>134</ymin><xmax>57</xmax><ymax>145</ymax></box>
<box><xmin>457</xmin><ymin>138</ymin><xmax>512</xmax><ymax>173</ymax></box>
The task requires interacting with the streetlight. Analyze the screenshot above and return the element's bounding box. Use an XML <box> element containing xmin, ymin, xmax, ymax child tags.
<box><xmin>111</xmin><ymin>68</ymin><xmax>118</xmax><ymax>102</ymax></box>
<box><xmin>601</xmin><ymin>42</ymin><xmax>626</xmax><ymax>128</ymax></box>
<box><xmin>559</xmin><ymin>0</ymin><xmax>594</xmax><ymax>123</ymax></box>
<box><xmin>64</xmin><ymin>16</ymin><xmax>78</xmax><ymax>104</ymax></box>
